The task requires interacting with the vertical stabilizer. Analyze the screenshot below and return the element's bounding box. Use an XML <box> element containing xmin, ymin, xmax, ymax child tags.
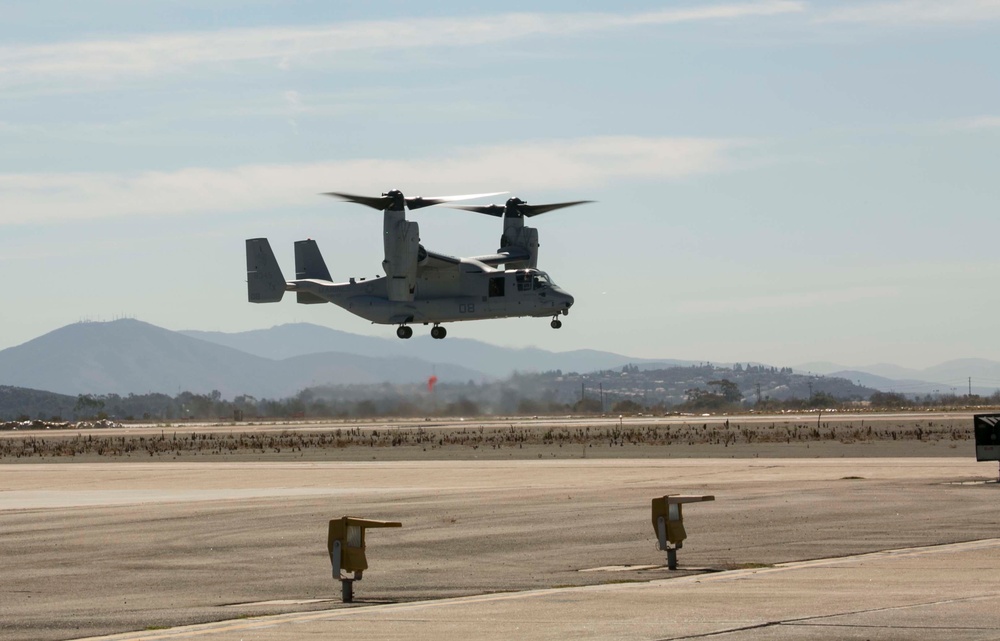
<box><xmin>294</xmin><ymin>239</ymin><xmax>332</xmax><ymax>304</ymax></box>
<box><xmin>246</xmin><ymin>238</ymin><xmax>286</xmax><ymax>303</ymax></box>
<box><xmin>294</xmin><ymin>239</ymin><xmax>333</xmax><ymax>280</ymax></box>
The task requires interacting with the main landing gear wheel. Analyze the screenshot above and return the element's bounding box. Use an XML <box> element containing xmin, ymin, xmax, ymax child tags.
<box><xmin>431</xmin><ymin>325</ymin><xmax>447</xmax><ymax>340</ymax></box>
<box><xmin>550</xmin><ymin>318</ymin><xmax>563</xmax><ymax>329</ymax></box>
<box><xmin>396</xmin><ymin>325</ymin><xmax>413</xmax><ymax>339</ymax></box>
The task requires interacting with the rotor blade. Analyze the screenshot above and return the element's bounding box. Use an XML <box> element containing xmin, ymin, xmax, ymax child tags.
<box><xmin>522</xmin><ymin>200</ymin><xmax>595</xmax><ymax>217</ymax></box>
<box><xmin>406</xmin><ymin>191</ymin><xmax>507</xmax><ymax>210</ymax></box>
<box><xmin>446</xmin><ymin>204</ymin><xmax>505</xmax><ymax>217</ymax></box>
<box><xmin>321</xmin><ymin>192</ymin><xmax>393</xmax><ymax>210</ymax></box>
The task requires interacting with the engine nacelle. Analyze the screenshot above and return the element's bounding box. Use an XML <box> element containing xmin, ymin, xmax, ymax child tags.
<box><xmin>502</xmin><ymin>225</ymin><xmax>539</xmax><ymax>269</ymax></box>
<box><xmin>383</xmin><ymin>216</ymin><xmax>419</xmax><ymax>302</ymax></box>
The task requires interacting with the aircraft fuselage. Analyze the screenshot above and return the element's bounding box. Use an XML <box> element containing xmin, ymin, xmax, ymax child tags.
<box><xmin>288</xmin><ymin>263</ymin><xmax>573</xmax><ymax>325</ymax></box>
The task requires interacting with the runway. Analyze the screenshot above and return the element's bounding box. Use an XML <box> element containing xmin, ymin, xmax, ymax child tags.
<box><xmin>2</xmin><ymin>457</ymin><xmax>997</xmax><ymax>640</ymax></box>
<box><xmin>71</xmin><ymin>539</ymin><xmax>1000</xmax><ymax>640</ymax></box>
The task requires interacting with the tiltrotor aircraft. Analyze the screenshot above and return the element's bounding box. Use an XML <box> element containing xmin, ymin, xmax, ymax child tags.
<box><xmin>245</xmin><ymin>189</ymin><xmax>590</xmax><ymax>339</ymax></box>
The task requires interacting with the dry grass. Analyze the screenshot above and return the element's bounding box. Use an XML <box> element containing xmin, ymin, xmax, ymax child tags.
<box><xmin>0</xmin><ymin>417</ymin><xmax>974</xmax><ymax>461</ymax></box>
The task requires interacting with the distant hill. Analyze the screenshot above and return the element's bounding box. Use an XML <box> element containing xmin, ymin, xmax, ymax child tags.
<box><xmin>0</xmin><ymin>320</ymin><xmax>485</xmax><ymax>398</ymax></box>
<box><xmin>827</xmin><ymin>370</ymin><xmax>950</xmax><ymax>396</ymax></box>
<box><xmin>6</xmin><ymin>319</ymin><xmax>994</xmax><ymax>401</ymax></box>
<box><xmin>181</xmin><ymin>324</ymin><xmax>402</xmax><ymax>361</ymax></box>
<box><xmin>795</xmin><ymin>361</ymin><xmax>923</xmax><ymax>380</ymax></box>
<box><xmin>796</xmin><ymin>358</ymin><xmax>1000</xmax><ymax>396</ymax></box>
<box><xmin>922</xmin><ymin>359</ymin><xmax>1000</xmax><ymax>393</ymax></box>
<box><xmin>0</xmin><ymin>319</ymin><xmax>268</xmax><ymax>397</ymax></box>
<box><xmin>0</xmin><ymin>386</ymin><xmax>77</xmax><ymax>421</ymax></box>
<box><xmin>182</xmin><ymin>323</ymin><xmax>689</xmax><ymax>377</ymax></box>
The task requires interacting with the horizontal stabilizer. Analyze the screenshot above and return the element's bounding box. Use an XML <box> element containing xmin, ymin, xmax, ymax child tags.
<box><xmin>297</xmin><ymin>292</ymin><xmax>326</xmax><ymax>304</ymax></box>
<box><xmin>246</xmin><ymin>238</ymin><xmax>286</xmax><ymax>303</ymax></box>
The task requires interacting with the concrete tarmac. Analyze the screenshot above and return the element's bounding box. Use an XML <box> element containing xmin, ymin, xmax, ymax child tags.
<box><xmin>2</xmin><ymin>457</ymin><xmax>998</xmax><ymax>640</ymax></box>
<box><xmin>73</xmin><ymin>539</ymin><xmax>1000</xmax><ymax>640</ymax></box>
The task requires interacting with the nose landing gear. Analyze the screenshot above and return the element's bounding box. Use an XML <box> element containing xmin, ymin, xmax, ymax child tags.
<box><xmin>430</xmin><ymin>325</ymin><xmax>447</xmax><ymax>340</ymax></box>
<box><xmin>396</xmin><ymin>325</ymin><xmax>413</xmax><ymax>339</ymax></box>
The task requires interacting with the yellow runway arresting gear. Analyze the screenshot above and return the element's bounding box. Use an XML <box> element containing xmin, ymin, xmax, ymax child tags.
<box><xmin>327</xmin><ymin>516</ymin><xmax>402</xmax><ymax>602</ymax></box>
<box><xmin>651</xmin><ymin>494</ymin><xmax>714</xmax><ymax>570</ymax></box>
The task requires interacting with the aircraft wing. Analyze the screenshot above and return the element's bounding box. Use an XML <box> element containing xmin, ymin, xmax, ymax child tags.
<box><xmin>421</xmin><ymin>249</ymin><xmax>462</xmax><ymax>270</ymax></box>
<box><xmin>468</xmin><ymin>247</ymin><xmax>531</xmax><ymax>268</ymax></box>
<box><xmin>420</xmin><ymin>247</ymin><xmax>530</xmax><ymax>270</ymax></box>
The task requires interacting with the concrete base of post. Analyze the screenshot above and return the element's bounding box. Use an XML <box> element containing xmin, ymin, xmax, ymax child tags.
<box><xmin>667</xmin><ymin>548</ymin><xmax>678</xmax><ymax>570</ymax></box>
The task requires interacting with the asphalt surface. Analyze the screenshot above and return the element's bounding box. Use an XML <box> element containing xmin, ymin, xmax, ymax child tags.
<box><xmin>2</xmin><ymin>455</ymin><xmax>998</xmax><ymax>640</ymax></box>
<box><xmin>72</xmin><ymin>539</ymin><xmax>1000</xmax><ymax>641</ymax></box>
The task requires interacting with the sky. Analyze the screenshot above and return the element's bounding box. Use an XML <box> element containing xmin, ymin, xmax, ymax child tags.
<box><xmin>1</xmin><ymin>0</ymin><xmax>998</xmax><ymax>370</ymax></box>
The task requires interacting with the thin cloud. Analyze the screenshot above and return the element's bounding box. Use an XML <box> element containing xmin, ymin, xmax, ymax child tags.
<box><xmin>0</xmin><ymin>136</ymin><xmax>744</xmax><ymax>225</ymax></box>
<box><xmin>0</xmin><ymin>3</ymin><xmax>803</xmax><ymax>86</ymax></box>
<box><xmin>819</xmin><ymin>0</ymin><xmax>1000</xmax><ymax>24</ymax></box>
<box><xmin>947</xmin><ymin>115</ymin><xmax>1000</xmax><ymax>130</ymax></box>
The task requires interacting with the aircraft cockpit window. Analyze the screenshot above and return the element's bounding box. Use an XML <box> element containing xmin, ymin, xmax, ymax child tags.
<box><xmin>532</xmin><ymin>273</ymin><xmax>552</xmax><ymax>290</ymax></box>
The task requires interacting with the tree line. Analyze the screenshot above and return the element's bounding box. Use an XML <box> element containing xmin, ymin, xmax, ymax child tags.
<box><xmin>3</xmin><ymin>371</ymin><xmax>999</xmax><ymax>422</ymax></box>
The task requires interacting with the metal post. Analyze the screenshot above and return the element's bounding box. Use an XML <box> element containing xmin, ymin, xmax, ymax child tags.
<box><xmin>342</xmin><ymin>579</ymin><xmax>353</xmax><ymax>603</ymax></box>
<box><xmin>332</xmin><ymin>540</ymin><xmax>355</xmax><ymax>603</ymax></box>
<box><xmin>331</xmin><ymin>540</ymin><xmax>342</xmax><ymax>580</ymax></box>
<box><xmin>658</xmin><ymin>515</ymin><xmax>679</xmax><ymax>570</ymax></box>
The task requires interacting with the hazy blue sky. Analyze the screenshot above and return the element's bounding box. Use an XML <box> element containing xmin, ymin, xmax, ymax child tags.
<box><xmin>2</xmin><ymin>1</ymin><xmax>998</xmax><ymax>369</ymax></box>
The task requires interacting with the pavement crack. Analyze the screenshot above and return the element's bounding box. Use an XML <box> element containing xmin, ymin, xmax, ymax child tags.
<box><xmin>790</xmin><ymin>623</ymin><xmax>1000</xmax><ymax>631</ymax></box>
<box><xmin>658</xmin><ymin>593</ymin><xmax>999</xmax><ymax>639</ymax></box>
<box><xmin>655</xmin><ymin>620</ymin><xmax>780</xmax><ymax>639</ymax></box>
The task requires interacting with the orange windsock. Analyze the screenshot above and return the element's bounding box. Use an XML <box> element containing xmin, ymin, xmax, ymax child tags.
<box><xmin>427</xmin><ymin>375</ymin><xmax>438</xmax><ymax>392</ymax></box>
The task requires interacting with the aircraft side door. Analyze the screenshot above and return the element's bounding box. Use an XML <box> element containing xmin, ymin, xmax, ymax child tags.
<box><xmin>485</xmin><ymin>274</ymin><xmax>507</xmax><ymax>314</ymax></box>
<box><xmin>502</xmin><ymin>271</ymin><xmax>535</xmax><ymax>313</ymax></box>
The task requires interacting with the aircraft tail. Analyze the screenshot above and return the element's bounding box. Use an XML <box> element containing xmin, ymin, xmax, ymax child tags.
<box><xmin>246</xmin><ymin>238</ymin><xmax>286</xmax><ymax>303</ymax></box>
<box><xmin>294</xmin><ymin>239</ymin><xmax>332</xmax><ymax>304</ymax></box>
<box><xmin>294</xmin><ymin>239</ymin><xmax>332</xmax><ymax>280</ymax></box>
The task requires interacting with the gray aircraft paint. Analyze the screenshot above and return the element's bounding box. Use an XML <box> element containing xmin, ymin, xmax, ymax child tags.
<box><xmin>245</xmin><ymin>191</ymin><xmax>581</xmax><ymax>337</ymax></box>
<box><xmin>246</xmin><ymin>239</ymin><xmax>573</xmax><ymax>327</ymax></box>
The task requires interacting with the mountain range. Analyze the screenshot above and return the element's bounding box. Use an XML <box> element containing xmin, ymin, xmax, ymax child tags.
<box><xmin>0</xmin><ymin>320</ymin><xmax>682</xmax><ymax>398</ymax></box>
<box><xmin>0</xmin><ymin>320</ymin><xmax>480</xmax><ymax>398</ymax></box>
<box><xmin>1</xmin><ymin>319</ymin><xmax>996</xmax><ymax>399</ymax></box>
<box><xmin>793</xmin><ymin>360</ymin><xmax>1000</xmax><ymax>396</ymax></box>
<box><xmin>180</xmin><ymin>324</ymin><xmax>693</xmax><ymax>379</ymax></box>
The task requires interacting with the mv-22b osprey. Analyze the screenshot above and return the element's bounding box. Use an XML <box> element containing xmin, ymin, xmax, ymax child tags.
<box><xmin>245</xmin><ymin>189</ymin><xmax>590</xmax><ymax>339</ymax></box>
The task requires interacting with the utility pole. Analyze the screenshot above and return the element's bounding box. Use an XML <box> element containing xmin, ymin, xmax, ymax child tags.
<box><xmin>581</xmin><ymin>382</ymin><xmax>585</xmax><ymax>402</ymax></box>
<box><xmin>808</xmin><ymin>381</ymin><xmax>814</xmax><ymax>399</ymax></box>
<box><xmin>600</xmin><ymin>382</ymin><xmax>604</xmax><ymax>413</ymax></box>
<box><xmin>755</xmin><ymin>383</ymin><xmax>762</xmax><ymax>404</ymax></box>
<box><xmin>969</xmin><ymin>377</ymin><xmax>972</xmax><ymax>396</ymax></box>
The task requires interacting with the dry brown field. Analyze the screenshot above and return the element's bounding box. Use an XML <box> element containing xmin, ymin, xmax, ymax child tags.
<box><xmin>0</xmin><ymin>412</ymin><xmax>981</xmax><ymax>462</ymax></box>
